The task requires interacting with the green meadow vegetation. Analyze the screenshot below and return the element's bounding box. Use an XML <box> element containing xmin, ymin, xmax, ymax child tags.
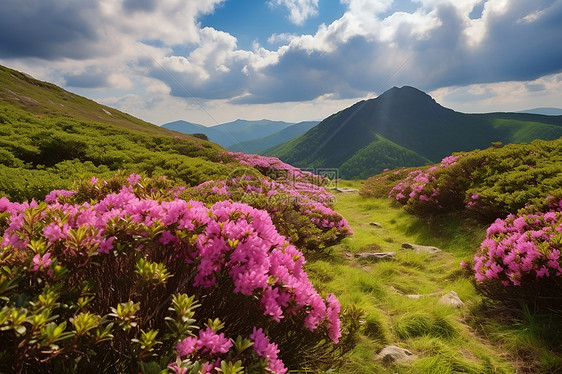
<box><xmin>0</xmin><ymin>102</ymin><xmax>232</xmax><ymax>201</ymax></box>
<box><xmin>1</xmin><ymin>64</ymin><xmax>562</xmax><ymax>372</ymax></box>
<box><xmin>308</xmin><ymin>186</ymin><xmax>562</xmax><ymax>373</ymax></box>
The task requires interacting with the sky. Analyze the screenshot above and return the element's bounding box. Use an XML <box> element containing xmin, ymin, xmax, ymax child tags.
<box><xmin>0</xmin><ymin>0</ymin><xmax>561</xmax><ymax>126</ymax></box>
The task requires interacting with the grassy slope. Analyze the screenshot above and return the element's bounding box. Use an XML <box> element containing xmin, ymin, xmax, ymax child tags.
<box><xmin>0</xmin><ymin>65</ymin><xmax>185</xmax><ymax>137</ymax></box>
<box><xmin>338</xmin><ymin>135</ymin><xmax>431</xmax><ymax>179</ymax></box>
<box><xmin>307</xmin><ymin>184</ymin><xmax>562</xmax><ymax>373</ymax></box>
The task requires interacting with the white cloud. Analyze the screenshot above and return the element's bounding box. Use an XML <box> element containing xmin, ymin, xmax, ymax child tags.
<box><xmin>269</xmin><ymin>0</ymin><xmax>319</xmax><ymax>25</ymax></box>
<box><xmin>2</xmin><ymin>0</ymin><xmax>561</xmax><ymax>124</ymax></box>
<box><xmin>431</xmin><ymin>72</ymin><xmax>562</xmax><ymax>113</ymax></box>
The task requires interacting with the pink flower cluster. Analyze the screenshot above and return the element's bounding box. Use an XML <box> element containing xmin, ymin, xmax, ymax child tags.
<box><xmin>44</xmin><ymin>189</ymin><xmax>76</xmax><ymax>203</ymax></box>
<box><xmin>388</xmin><ymin>168</ymin><xmax>440</xmax><ymax>207</ymax></box>
<box><xmin>473</xmin><ymin>210</ymin><xmax>562</xmax><ymax>286</ymax></box>
<box><xmin>176</xmin><ymin>328</ymin><xmax>233</xmax><ymax>357</ymax></box>
<box><xmin>0</xmin><ymin>181</ymin><xmax>342</xmax><ymax>342</ymax></box>
<box><xmin>388</xmin><ymin>154</ymin><xmax>471</xmax><ymax>211</ymax></box>
<box><xmin>191</xmin><ymin>174</ymin><xmax>352</xmax><ymax>239</ymax></box>
<box><xmin>440</xmin><ymin>155</ymin><xmax>460</xmax><ymax>168</ymax></box>
<box><xmin>173</xmin><ymin>326</ymin><xmax>286</xmax><ymax>373</ymax></box>
<box><xmin>250</xmin><ymin>327</ymin><xmax>287</xmax><ymax>374</ymax></box>
<box><xmin>224</xmin><ymin>152</ymin><xmax>322</xmax><ymax>185</ymax></box>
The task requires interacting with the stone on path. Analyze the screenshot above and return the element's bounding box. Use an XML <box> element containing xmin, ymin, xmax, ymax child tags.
<box><xmin>375</xmin><ymin>345</ymin><xmax>418</xmax><ymax>364</ymax></box>
<box><xmin>401</xmin><ymin>243</ymin><xmax>442</xmax><ymax>255</ymax></box>
<box><xmin>328</xmin><ymin>187</ymin><xmax>358</xmax><ymax>193</ymax></box>
<box><xmin>354</xmin><ymin>252</ymin><xmax>396</xmax><ymax>262</ymax></box>
<box><xmin>439</xmin><ymin>291</ymin><xmax>464</xmax><ymax>308</ymax></box>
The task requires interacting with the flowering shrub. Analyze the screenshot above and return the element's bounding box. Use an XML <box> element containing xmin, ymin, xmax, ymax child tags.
<box><xmin>362</xmin><ymin>138</ymin><xmax>562</xmax><ymax>222</ymax></box>
<box><xmin>0</xmin><ymin>175</ymin><xmax>343</xmax><ymax>372</ymax></box>
<box><xmin>187</xmin><ymin>159</ymin><xmax>352</xmax><ymax>252</ymax></box>
<box><xmin>385</xmin><ymin>155</ymin><xmax>469</xmax><ymax>217</ymax></box>
<box><xmin>222</xmin><ymin>152</ymin><xmax>325</xmax><ymax>186</ymax></box>
<box><xmin>470</xmin><ymin>206</ymin><xmax>562</xmax><ymax>310</ymax></box>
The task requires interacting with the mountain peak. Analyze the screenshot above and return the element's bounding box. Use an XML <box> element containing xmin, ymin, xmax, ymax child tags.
<box><xmin>378</xmin><ymin>85</ymin><xmax>434</xmax><ymax>102</ymax></box>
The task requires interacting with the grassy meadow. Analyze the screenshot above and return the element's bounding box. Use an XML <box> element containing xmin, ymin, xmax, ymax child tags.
<box><xmin>305</xmin><ymin>181</ymin><xmax>562</xmax><ymax>373</ymax></box>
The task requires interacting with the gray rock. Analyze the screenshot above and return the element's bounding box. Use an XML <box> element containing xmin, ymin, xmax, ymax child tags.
<box><xmin>439</xmin><ymin>291</ymin><xmax>464</xmax><ymax>308</ymax></box>
<box><xmin>328</xmin><ymin>187</ymin><xmax>359</xmax><ymax>193</ymax></box>
<box><xmin>369</xmin><ymin>222</ymin><xmax>383</xmax><ymax>228</ymax></box>
<box><xmin>375</xmin><ymin>345</ymin><xmax>418</xmax><ymax>364</ymax></box>
<box><xmin>401</xmin><ymin>243</ymin><xmax>442</xmax><ymax>255</ymax></box>
<box><xmin>354</xmin><ymin>252</ymin><xmax>396</xmax><ymax>262</ymax></box>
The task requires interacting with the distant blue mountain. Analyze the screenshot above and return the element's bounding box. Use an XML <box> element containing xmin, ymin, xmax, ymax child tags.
<box><xmin>517</xmin><ymin>107</ymin><xmax>562</xmax><ymax>116</ymax></box>
<box><xmin>228</xmin><ymin>121</ymin><xmax>319</xmax><ymax>154</ymax></box>
<box><xmin>161</xmin><ymin>119</ymin><xmax>295</xmax><ymax>147</ymax></box>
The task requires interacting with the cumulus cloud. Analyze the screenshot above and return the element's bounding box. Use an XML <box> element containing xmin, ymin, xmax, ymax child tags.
<box><xmin>431</xmin><ymin>72</ymin><xmax>562</xmax><ymax>113</ymax></box>
<box><xmin>1</xmin><ymin>0</ymin><xmax>561</xmax><ymax>112</ymax></box>
<box><xmin>269</xmin><ymin>0</ymin><xmax>319</xmax><ymax>25</ymax></box>
<box><xmin>0</xmin><ymin>0</ymin><xmax>104</xmax><ymax>60</ymax></box>
<box><xmin>237</xmin><ymin>0</ymin><xmax>562</xmax><ymax>103</ymax></box>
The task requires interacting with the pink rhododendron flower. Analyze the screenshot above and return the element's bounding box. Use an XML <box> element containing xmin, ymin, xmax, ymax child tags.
<box><xmin>32</xmin><ymin>253</ymin><xmax>52</xmax><ymax>272</ymax></box>
<box><xmin>249</xmin><ymin>327</ymin><xmax>287</xmax><ymax>374</ymax></box>
<box><xmin>197</xmin><ymin>328</ymin><xmax>233</xmax><ymax>355</ymax></box>
<box><xmin>474</xmin><ymin>209</ymin><xmax>562</xmax><ymax>287</ymax></box>
<box><xmin>176</xmin><ymin>336</ymin><xmax>198</xmax><ymax>357</ymax></box>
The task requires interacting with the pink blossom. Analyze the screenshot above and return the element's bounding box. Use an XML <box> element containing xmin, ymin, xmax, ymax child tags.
<box><xmin>45</xmin><ymin>189</ymin><xmax>76</xmax><ymax>203</ymax></box>
<box><xmin>127</xmin><ymin>173</ymin><xmax>142</xmax><ymax>185</ymax></box>
<box><xmin>43</xmin><ymin>222</ymin><xmax>65</xmax><ymax>242</ymax></box>
<box><xmin>31</xmin><ymin>253</ymin><xmax>52</xmax><ymax>272</ymax></box>
<box><xmin>176</xmin><ymin>336</ymin><xmax>198</xmax><ymax>357</ymax></box>
<box><xmin>250</xmin><ymin>327</ymin><xmax>287</xmax><ymax>374</ymax></box>
<box><xmin>197</xmin><ymin>328</ymin><xmax>233</xmax><ymax>355</ymax></box>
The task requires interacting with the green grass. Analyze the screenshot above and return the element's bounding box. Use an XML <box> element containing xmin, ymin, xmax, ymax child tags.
<box><xmin>305</xmin><ymin>190</ymin><xmax>562</xmax><ymax>373</ymax></box>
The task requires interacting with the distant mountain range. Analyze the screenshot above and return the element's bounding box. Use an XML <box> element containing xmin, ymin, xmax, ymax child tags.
<box><xmin>162</xmin><ymin>119</ymin><xmax>301</xmax><ymax>148</ymax></box>
<box><xmin>265</xmin><ymin>86</ymin><xmax>562</xmax><ymax>179</ymax></box>
<box><xmin>518</xmin><ymin>107</ymin><xmax>562</xmax><ymax>116</ymax></box>
<box><xmin>228</xmin><ymin>121</ymin><xmax>318</xmax><ymax>153</ymax></box>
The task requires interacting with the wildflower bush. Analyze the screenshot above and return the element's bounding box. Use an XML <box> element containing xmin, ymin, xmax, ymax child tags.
<box><xmin>0</xmin><ymin>174</ymin><xmax>346</xmax><ymax>373</ymax></box>
<box><xmin>188</xmin><ymin>175</ymin><xmax>351</xmax><ymax>253</ymax></box>
<box><xmin>468</xmin><ymin>200</ymin><xmax>562</xmax><ymax>310</ymax></box>
<box><xmin>187</xmin><ymin>152</ymin><xmax>353</xmax><ymax>253</ymax></box>
<box><xmin>362</xmin><ymin>138</ymin><xmax>562</xmax><ymax>222</ymax></box>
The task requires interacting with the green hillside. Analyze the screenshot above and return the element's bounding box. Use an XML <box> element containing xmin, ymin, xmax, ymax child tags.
<box><xmin>0</xmin><ymin>65</ymin><xmax>185</xmax><ymax>137</ymax></box>
<box><xmin>0</xmin><ymin>65</ymin><xmax>230</xmax><ymax>201</ymax></box>
<box><xmin>267</xmin><ymin>86</ymin><xmax>562</xmax><ymax>178</ymax></box>
<box><xmin>339</xmin><ymin>135</ymin><xmax>430</xmax><ymax>179</ymax></box>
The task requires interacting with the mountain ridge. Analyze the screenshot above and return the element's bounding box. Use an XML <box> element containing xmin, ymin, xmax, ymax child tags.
<box><xmin>162</xmin><ymin>119</ymin><xmax>296</xmax><ymax>147</ymax></box>
<box><xmin>228</xmin><ymin>120</ymin><xmax>319</xmax><ymax>153</ymax></box>
<box><xmin>266</xmin><ymin>86</ymin><xmax>562</xmax><ymax>178</ymax></box>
